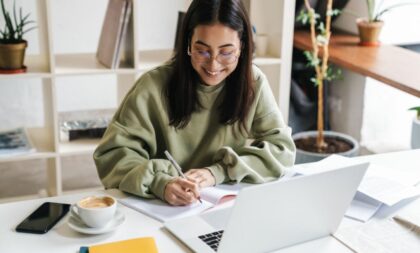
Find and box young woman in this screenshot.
[94,0,296,206]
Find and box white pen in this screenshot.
[164,150,202,203]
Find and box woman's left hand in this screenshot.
[185,168,216,188]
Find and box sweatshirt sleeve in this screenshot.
[93,72,178,200]
[206,68,296,184]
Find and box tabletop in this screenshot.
[294,30,420,98]
[1,149,419,253]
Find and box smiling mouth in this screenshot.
[204,68,223,77]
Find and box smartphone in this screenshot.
[16,202,70,234]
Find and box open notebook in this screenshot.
[119,184,245,222]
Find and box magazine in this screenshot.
[0,128,36,157]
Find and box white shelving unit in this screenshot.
[0,0,295,197]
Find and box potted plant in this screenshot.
[295,0,359,164]
[0,0,36,73]
[356,0,415,46]
[409,106,420,149]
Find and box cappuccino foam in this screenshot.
[79,197,114,208]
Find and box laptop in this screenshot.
[164,162,369,253]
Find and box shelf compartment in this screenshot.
[59,139,100,156]
[0,151,56,163]
[253,56,282,66]
[54,53,137,75]
[138,49,174,72]
[0,55,51,79]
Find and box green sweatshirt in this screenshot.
[93,63,296,200]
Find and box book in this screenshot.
[173,11,185,49]
[119,184,245,222]
[96,0,131,69]
[79,247,88,253]
[86,237,158,253]
[0,127,35,157]
[113,0,133,68]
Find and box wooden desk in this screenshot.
[294,30,420,98]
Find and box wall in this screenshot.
[334,0,420,44]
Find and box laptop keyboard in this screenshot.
[198,230,224,251]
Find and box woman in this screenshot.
[94,0,295,206]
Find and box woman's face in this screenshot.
[189,23,241,86]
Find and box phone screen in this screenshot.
[16,202,70,234]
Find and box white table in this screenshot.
[1,149,419,253]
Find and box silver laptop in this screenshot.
[165,162,369,253]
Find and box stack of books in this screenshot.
[96,0,132,69]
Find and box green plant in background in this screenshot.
[0,0,36,43]
[296,0,342,151]
[366,0,417,22]
[409,106,420,119]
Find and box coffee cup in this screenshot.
[71,195,116,228]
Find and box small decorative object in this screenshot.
[409,106,420,149]
[356,0,415,46]
[0,0,36,73]
[295,0,358,163]
[0,127,35,156]
[60,118,111,142]
[255,33,268,57]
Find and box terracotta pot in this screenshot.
[0,40,28,70]
[356,18,383,47]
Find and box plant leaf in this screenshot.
[408,106,420,118]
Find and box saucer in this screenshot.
[68,209,125,234]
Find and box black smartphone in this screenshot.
[16,202,71,234]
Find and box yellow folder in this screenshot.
[89,237,158,253]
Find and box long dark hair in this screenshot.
[165,0,255,133]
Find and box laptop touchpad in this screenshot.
[201,206,233,230]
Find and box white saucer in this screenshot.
[68,209,125,234]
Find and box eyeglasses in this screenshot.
[187,47,240,65]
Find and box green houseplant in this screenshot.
[0,0,36,73]
[357,0,416,46]
[409,106,420,149]
[294,0,359,163]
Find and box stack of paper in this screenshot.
[294,155,420,222]
[334,218,420,253]
[394,197,420,229]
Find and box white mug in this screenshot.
[71,195,116,228]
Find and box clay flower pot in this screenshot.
[0,40,28,73]
[356,18,383,47]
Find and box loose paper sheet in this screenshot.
[334,218,420,253]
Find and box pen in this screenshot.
[164,150,202,203]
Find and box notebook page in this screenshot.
[119,197,213,222]
[200,184,244,205]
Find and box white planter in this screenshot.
[411,117,420,149]
[292,131,359,164]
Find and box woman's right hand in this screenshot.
[164,178,200,206]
